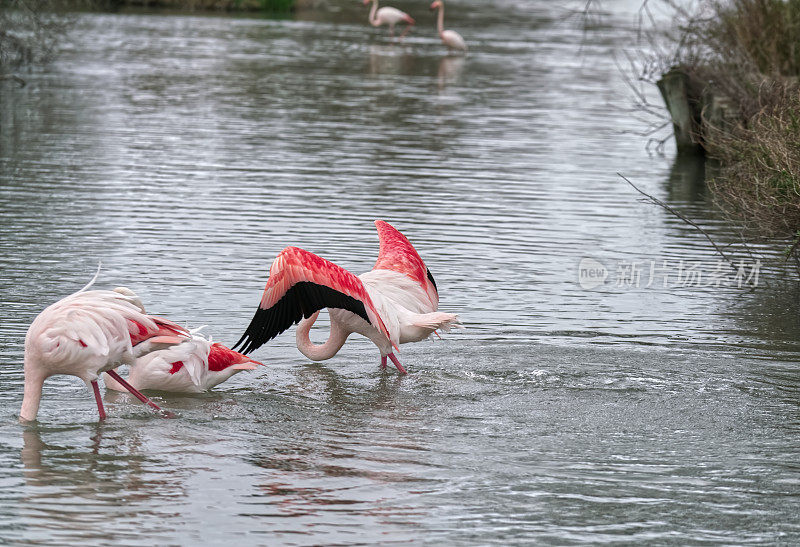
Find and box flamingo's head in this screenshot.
[430,0,443,10]
[362,0,373,5]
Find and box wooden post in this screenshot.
[657,68,702,154]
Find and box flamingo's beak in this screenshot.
[363,0,370,5]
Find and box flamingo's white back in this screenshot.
[364,0,415,37]
[103,334,261,393]
[21,284,186,421]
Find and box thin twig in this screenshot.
[618,173,739,272]
[0,74,27,87]
[784,232,800,262]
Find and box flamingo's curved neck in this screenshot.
[296,311,349,361]
[368,0,379,26]
[20,361,45,422]
[436,4,445,36]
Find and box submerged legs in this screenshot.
[105,370,174,418]
[91,380,106,421]
[388,353,407,375]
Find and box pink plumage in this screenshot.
[430,1,468,53]
[20,283,187,422]
[363,0,415,39]
[257,246,392,343]
[104,336,262,393]
[234,220,461,373]
[373,220,429,291]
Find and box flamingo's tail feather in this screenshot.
[412,312,462,332]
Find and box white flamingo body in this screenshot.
[301,269,450,358]
[431,1,467,53]
[20,282,187,421]
[440,29,467,52]
[364,0,415,38]
[235,220,461,374]
[360,269,445,343]
[103,334,261,393]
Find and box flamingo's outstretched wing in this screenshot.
[233,246,392,355]
[372,220,439,307]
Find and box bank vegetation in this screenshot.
[648,0,800,264]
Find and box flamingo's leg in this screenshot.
[389,24,395,38]
[380,355,388,369]
[388,353,408,375]
[91,380,106,421]
[106,370,174,418]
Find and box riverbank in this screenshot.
[656,0,800,256]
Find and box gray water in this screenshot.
[1,0,799,544]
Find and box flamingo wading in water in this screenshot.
[430,0,467,53]
[233,220,461,374]
[20,274,188,422]
[363,0,415,39]
[103,332,262,393]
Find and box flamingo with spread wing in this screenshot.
[233,220,460,374]
[20,280,188,422]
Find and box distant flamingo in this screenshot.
[234,220,461,374]
[103,332,262,393]
[20,277,188,422]
[364,0,415,39]
[430,1,467,53]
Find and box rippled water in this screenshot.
[1,0,798,543]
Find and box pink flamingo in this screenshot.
[20,279,188,422]
[234,220,461,374]
[363,0,415,39]
[430,1,467,53]
[103,332,262,393]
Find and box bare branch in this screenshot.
[618,173,739,272]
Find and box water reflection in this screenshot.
[18,424,189,542]
[20,426,172,495]
[367,44,416,76]
[2,2,800,543]
[664,152,708,203]
[240,363,431,528]
[437,55,465,90]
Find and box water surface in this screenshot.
[1,1,798,543]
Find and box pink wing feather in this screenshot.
[234,246,392,354]
[208,343,263,371]
[372,220,439,304]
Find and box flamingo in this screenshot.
[233,220,461,374]
[20,277,188,422]
[363,0,415,39]
[430,1,467,53]
[103,332,262,393]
